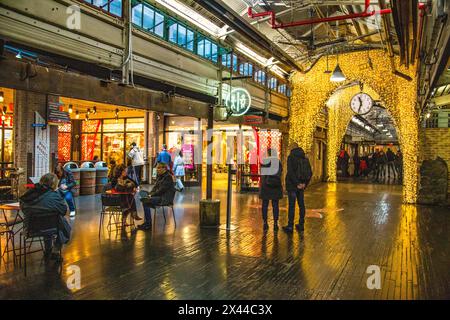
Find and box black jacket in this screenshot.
[59,168,76,192]
[386,150,395,162]
[285,147,312,192]
[20,184,70,244]
[144,171,176,206]
[259,157,283,200]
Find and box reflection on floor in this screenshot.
[0,182,449,300]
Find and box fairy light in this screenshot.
[290,50,419,203]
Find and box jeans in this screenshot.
[134,165,143,186]
[262,199,279,223]
[141,196,162,226]
[63,191,75,212]
[44,235,62,254]
[288,189,305,227]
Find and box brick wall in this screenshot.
[419,128,450,199]
[14,90,59,194]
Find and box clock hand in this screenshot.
[358,97,362,112]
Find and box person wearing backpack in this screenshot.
[128,142,145,186]
[283,143,312,233]
[259,148,283,231]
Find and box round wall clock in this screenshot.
[350,93,374,115]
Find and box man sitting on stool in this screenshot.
[137,162,176,231]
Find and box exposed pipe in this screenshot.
[248,1,427,30]
[248,0,392,29]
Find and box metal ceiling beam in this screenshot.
[193,0,301,71]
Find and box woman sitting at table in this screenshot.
[111,164,142,229]
[20,173,71,261]
[54,163,77,217]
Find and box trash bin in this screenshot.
[95,161,108,194]
[199,199,220,227]
[64,162,80,197]
[80,162,96,195]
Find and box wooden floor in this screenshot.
[0,180,449,300]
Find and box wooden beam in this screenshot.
[0,58,210,118]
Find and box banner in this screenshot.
[34,112,50,179]
[182,144,194,170]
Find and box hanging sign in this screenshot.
[225,87,251,116]
[48,102,70,125]
[244,115,263,125]
[182,144,194,170]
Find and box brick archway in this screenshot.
[290,50,418,203]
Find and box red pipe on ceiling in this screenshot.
[248,0,397,29]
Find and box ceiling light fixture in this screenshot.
[376,123,384,127]
[93,106,97,114]
[15,51,22,59]
[75,110,79,119]
[68,104,73,114]
[425,112,431,119]
[330,52,346,82]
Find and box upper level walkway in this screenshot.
[0,181,448,300]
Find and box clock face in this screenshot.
[350,93,373,115]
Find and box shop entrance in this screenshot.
[58,97,153,182]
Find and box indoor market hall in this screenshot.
[0,0,449,304]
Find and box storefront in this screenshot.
[57,97,155,182]
[0,87,14,174]
[163,115,283,191]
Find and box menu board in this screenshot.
[182,144,194,170]
[48,102,70,125]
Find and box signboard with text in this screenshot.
[225,87,252,116]
[48,102,71,125]
[182,144,194,170]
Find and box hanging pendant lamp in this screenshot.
[330,52,346,82]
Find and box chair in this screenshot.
[152,191,177,228]
[99,193,135,236]
[0,226,14,265]
[20,213,61,276]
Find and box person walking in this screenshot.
[128,142,145,186]
[386,148,396,180]
[259,148,282,231]
[283,143,312,233]
[173,150,185,192]
[353,152,360,177]
[156,144,172,168]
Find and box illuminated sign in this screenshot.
[225,88,251,116]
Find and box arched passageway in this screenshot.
[290,50,418,203]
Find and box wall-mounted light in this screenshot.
[15,51,22,59]
[0,92,4,103]
[85,114,89,121]
[68,104,73,114]
[87,108,91,115]
[93,106,97,114]
[75,110,80,119]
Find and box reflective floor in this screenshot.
[0,181,449,300]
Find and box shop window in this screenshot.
[278,84,287,95]
[84,0,122,17]
[104,119,125,132]
[81,120,102,161]
[126,118,144,131]
[255,70,266,85]
[58,123,72,162]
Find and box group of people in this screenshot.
[259,143,312,233]
[338,148,403,183]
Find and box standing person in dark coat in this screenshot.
[395,150,403,182]
[259,148,283,231]
[20,173,71,260]
[386,148,396,180]
[283,143,312,233]
[353,152,360,177]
